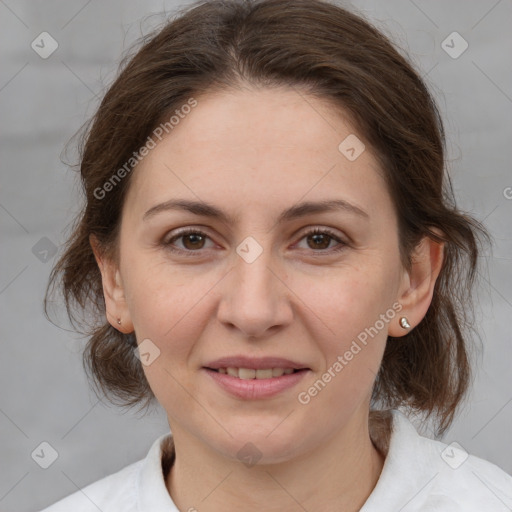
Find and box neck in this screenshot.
[165,409,389,512]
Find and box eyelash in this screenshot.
[163,227,347,257]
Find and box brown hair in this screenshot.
[45,0,489,435]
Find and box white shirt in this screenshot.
[40,409,512,511]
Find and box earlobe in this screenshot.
[89,234,134,333]
[389,232,444,337]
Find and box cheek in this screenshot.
[294,263,395,345]
[292,269,392,423]
[291,261,397,396]
[122,250,192,327]
[121,253,225,366]
[122,261,211,407]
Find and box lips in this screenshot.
[202,356,311,399]
[213,367,299,379]
[203,367,309,399]
[204,356,309,371]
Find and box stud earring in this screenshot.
[399,317,411,329]
[117,318,122,325]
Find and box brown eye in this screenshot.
[164,226,347,258]
[306,232,332,250]
[164,228,213,255]
[297,227,346,253]
[181,232,206,250]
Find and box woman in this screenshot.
[41,0,512,510]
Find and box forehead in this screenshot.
[162,86,355,164]
[126,86,391,222]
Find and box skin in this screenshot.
[91,85,443,511]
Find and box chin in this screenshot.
[212,423,309,466]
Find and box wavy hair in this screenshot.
[45,0,489,435]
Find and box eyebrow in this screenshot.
[142,198,369,224]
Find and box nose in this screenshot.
[216,240,294,339]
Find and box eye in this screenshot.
[294,227,346,254]
[163,226,347,257]
[163,228,214,254]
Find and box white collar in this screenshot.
[133,409,512,511]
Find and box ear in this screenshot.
[89,234,134,334]
[388,230,444,337]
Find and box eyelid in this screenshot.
[163,226,218,249]
[295,225,348,242]
[292,226,348,253]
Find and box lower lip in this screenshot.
[203,368,309,399]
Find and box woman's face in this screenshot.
[108,86,413,462]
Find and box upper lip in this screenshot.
[204,356,310,370]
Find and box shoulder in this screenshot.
[421,433,512,510]
[39,459,142,512]
[364,410,512,511]
[38,433,172,512]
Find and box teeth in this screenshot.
[227,367,238,377]
[256,369,273,379]
[218,367,298,379]
[238,368,256,379]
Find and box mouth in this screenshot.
[202,365,310,399]
[204,367,307,379]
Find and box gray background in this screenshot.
[0,1,511,510]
